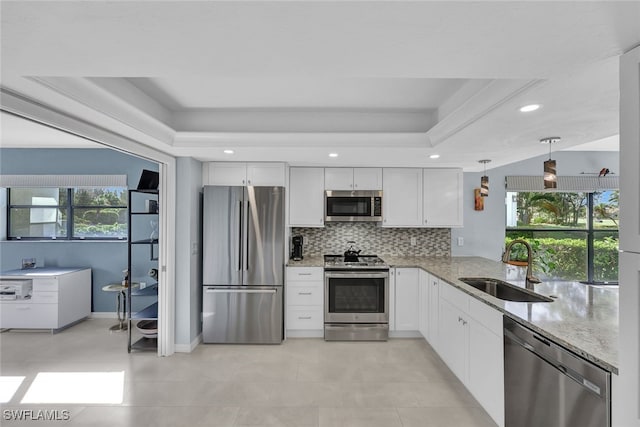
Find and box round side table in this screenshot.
[101,282,139,331]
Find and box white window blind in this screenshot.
[505,175,619,192]
[0,175,127,188]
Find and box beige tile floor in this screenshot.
[0,319,497,426]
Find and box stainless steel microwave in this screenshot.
[325,190,382,222]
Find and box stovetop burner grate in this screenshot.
[323,254,389,270]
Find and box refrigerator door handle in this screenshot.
[238,200,243,272]
[205,288,277,294]
[245,200,250,272]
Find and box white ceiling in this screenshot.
[1,1,638,170]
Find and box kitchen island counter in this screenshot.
[385,256,618,373]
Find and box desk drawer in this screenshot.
[29,292,59,304]
[32,278,58,292]
[0,303,57,329]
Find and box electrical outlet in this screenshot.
[457,237,464,246]
[191,243,198,255]
[410,237,417,246]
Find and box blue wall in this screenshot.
[0,148,159,312]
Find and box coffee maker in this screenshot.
[291,235,304,261]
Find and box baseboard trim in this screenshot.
[286,330,324,338]
[90,312,118,319]
[389,330,422,338]
[175,333,202,353]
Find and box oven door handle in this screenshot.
[324,271,389,279]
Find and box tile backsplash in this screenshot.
[291,223,451,257]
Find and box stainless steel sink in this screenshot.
[457,277,553,303]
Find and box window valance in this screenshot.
[505,175,618,192]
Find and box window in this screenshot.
[7,187,127,240]
[505,190,618,284]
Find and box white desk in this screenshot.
[0,267,91,332]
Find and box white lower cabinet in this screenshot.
[468,301,504,427]
[285,267,324,337]
[427,273,440,351]
[418,269,429,338]
[435,280,505,427]
[393,268,420,331]
[438,297,469,381]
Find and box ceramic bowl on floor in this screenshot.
[136,319,158,338]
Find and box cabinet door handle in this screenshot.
[248,180,251,185]
[298,316,312,320]
[298,273,312,276]
[298,292,312,295]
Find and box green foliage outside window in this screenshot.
[8,187,128,240]
[507,190,619,283]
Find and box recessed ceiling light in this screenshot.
[519,104,541,113]
[223,149,234,154]
[329,153,338,158]
[429,154,440,159]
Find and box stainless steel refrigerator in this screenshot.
[202,185,285,344]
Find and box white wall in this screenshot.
[452,150,620,259]
[174,157,203,351]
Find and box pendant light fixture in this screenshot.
[478,159,491,197]
[541,137,560,189]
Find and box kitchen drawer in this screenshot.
[32,278,58,292]
[287,284,323,306]
[286,307,323,330]
[0,302,58,329]
[441,281,470,312]
[469,298,503,336]
[286,267,323,282]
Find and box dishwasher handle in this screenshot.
[504,327,603,397]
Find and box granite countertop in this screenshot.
[286,255,619,373]
[286,256,325,267]
[384,256,618,374]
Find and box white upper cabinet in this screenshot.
[620,45,640,252]
[353,168,383,190]
[205,163,247,186]
[246,163,286,186]
[204,162,285,187]
[324,168,353,190]
[423,168,463,227]
[289,167,325,227]
[324,168,382,190]
[382,168,423,227]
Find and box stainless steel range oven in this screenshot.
[324,255,389,341]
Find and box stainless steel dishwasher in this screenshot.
[503,317,610,427]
